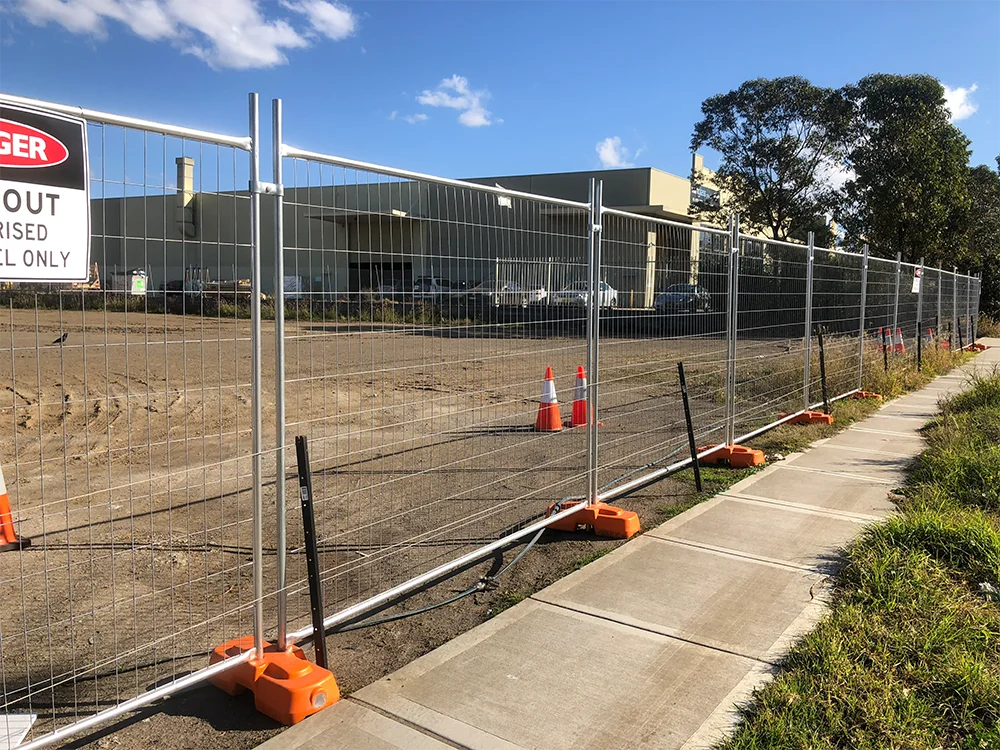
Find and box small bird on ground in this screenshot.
[51,333,69,345]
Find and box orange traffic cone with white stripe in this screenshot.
[0,464,30,552]
[568,366,602,428]
[893,328,906,354]
[535,367,563,432]
[876,327,884,351]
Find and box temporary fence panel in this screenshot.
[896,261,922,350]
[594,209,731,496]
[274,147,593,644]
[0,94,262,748]
[811,247,865,399]
[732,234,810,437]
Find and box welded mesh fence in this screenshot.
[0,90,987,750]
[732,236,809,437]
[0,97,259,747]
[593,210,730,495]
[276,155,592,641]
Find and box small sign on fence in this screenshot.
[911,267,922,294]
[0,102,90,282]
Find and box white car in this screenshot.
[550,281,618,308]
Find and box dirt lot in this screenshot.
[0,306,858,749]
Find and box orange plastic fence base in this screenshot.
[209,637,340,726]
[698,444,766,468]
[851,391,884,401]
[780,410,835,426]
[972,343,989,352]
[545,500,640,539]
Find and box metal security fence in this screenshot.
[0,91,985,749]
[0,94,265,749]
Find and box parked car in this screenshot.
[412,276,454,302]
[653,284,712,313]
[550,281,618,308]
[460,280,546,308]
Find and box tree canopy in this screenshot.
[690,76,851,246]
[837,74,972,266]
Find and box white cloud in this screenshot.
[9,0,358,69]
[596,136,633,168]
[280,0,356,40]
[403,113,428,124]
[943,83,978,122]
[388,110,398,121]
[417,75,494,127]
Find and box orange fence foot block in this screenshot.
[209,637,340,726]
[544,500,640,539]
[697,444,766,468]
[779,411,835,426]
[851,391,884,401]
[972,343,989,352]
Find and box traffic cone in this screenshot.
[876,327,884,351]
[534,366,563,432]
[570,366,588,427]
[0,463,30,552]
[893,328,905,354]
[925,328,934,344]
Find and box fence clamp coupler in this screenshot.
[250,180,283,196]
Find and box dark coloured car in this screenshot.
[653,284,712,313]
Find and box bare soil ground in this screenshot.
[0,307,858,749]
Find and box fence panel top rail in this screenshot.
[600,205,730,235]
[0,92,252,151]
[280,144,592,210]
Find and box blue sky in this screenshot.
[1,0,997,183]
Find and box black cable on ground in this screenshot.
[328,507,557,635]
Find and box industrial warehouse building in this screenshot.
[86,155,724,307]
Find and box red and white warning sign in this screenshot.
[911,267,923,294]
[0,102,90,282]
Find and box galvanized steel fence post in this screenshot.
[953,266,959,349]
[248,92,265,660]
[966,273,972,344]
[586,178,603,505]
[891,251,901,347]
[802,231,815,409]
[916,257,924,370]
[858,244,869,388]
[272,97,288,650]
[725,215,740,446]
[936,264,942,344]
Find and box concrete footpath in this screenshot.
[260,340,1000,750]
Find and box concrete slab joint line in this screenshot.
[258,349,995,750]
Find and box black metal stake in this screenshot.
[917,322,923,372]
[949,321,953,351]
[882,327,889,373]
[935,315,939,351]
[677,362,702,493]
[295,435,328,670]
[817,327,830,414]
[958,319,964,351]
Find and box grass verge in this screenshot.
[720,369,1000,750]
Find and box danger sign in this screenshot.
[0,102,90,282]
